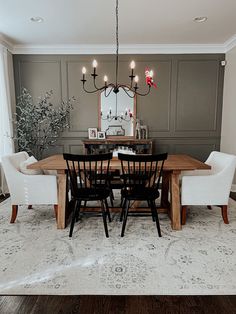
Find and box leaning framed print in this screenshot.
[88,128,98,139]
[97,131,106,139]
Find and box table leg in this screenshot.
[170,170,181,230]
[161,171,170,208]
[57,170,67,229]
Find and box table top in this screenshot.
[28,154,211,172]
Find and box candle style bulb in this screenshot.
[134,75,139,83]
[149,70,154,78]
[104,75,108,82]
[92,59,98,68]
[130,60,135,69]
[82,67,86,74]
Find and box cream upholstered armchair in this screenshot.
[181,151,236,225]
[2,152,58,223]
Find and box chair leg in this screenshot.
[75,200,81,222]
[120,198,127,222]
[148,200,156,222]
[10,205,18,223]
[109,194,114,208]
[28,205,32,209]
[120,196,124,209]
[54,204,58,221]
[221,205,229,224]
[181,206,187,225]
[101,200,109,238]
[121,200,129,237]
[105,199,112,222]
[207,205,212,210]
[69,200,80,237]
[151,200,162,237]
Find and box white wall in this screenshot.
[221,45,236,186]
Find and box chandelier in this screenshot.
[81,0,156,98]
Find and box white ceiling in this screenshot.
[1,0,236,53]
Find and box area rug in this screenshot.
[0,196,236,295]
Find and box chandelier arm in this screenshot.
[104,85,116,97]
[92,77,101,91]
[120,86,136,98]
[82,83,105,94]
[133,85,151,96]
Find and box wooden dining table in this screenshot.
[28,154,211,231]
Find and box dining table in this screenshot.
[28,154,211,231]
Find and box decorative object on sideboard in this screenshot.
[135,119,148,139]
[105,125,125,136]
[97,131,106,140]
[88,128,98,139]
[80,0,157,98]
[13,88,74,159]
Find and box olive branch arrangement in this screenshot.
[13,88,75,159]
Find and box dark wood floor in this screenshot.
[0,295,236,314]
[1,194,236,313]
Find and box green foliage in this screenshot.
[14,88,75,159]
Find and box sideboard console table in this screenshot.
[82,139,153,155]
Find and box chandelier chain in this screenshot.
[116,0,119,87]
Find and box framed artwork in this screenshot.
[97,131,106,139]
[88,128,98,139]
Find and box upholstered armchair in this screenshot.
[181,151,236,225]
[2,152,58,223]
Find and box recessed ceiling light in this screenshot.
[194,16,207,23]
[30,16,44,23]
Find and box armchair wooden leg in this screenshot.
[54,204,58,221]
[181,206,187,225]
[11,205,18,223]
[221,205,229,224]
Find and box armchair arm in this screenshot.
[181,173,231,205]
[10,174,58,205]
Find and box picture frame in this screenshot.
[97,131,106,139]
[88,128,98,139]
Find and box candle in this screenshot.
[92,60,97,75]
[130,60,135,78]
[134,75,139,88]
[82,67,86,80]
[104,75,108,87]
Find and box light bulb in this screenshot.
[130,60,135,69]
[149,70,154,78]
[134,75,139,83]
[82,67,86,74]
[92,60,98,68]
[104,75,108,82]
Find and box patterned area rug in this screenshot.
[0,196,236,295]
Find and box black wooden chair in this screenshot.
[63,153,113,237]
[118,153,168,237]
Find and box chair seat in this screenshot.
[121,187,160,201]
[75,187,111,201]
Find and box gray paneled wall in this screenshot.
[13,54,225,161]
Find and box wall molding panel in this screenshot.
[13,54,224,161]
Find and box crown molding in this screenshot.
[223,35,236,53]
[10,34,236,55]
[0,34,14,52]
[12,43,226,55]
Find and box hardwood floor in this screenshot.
[0,295,236,314]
